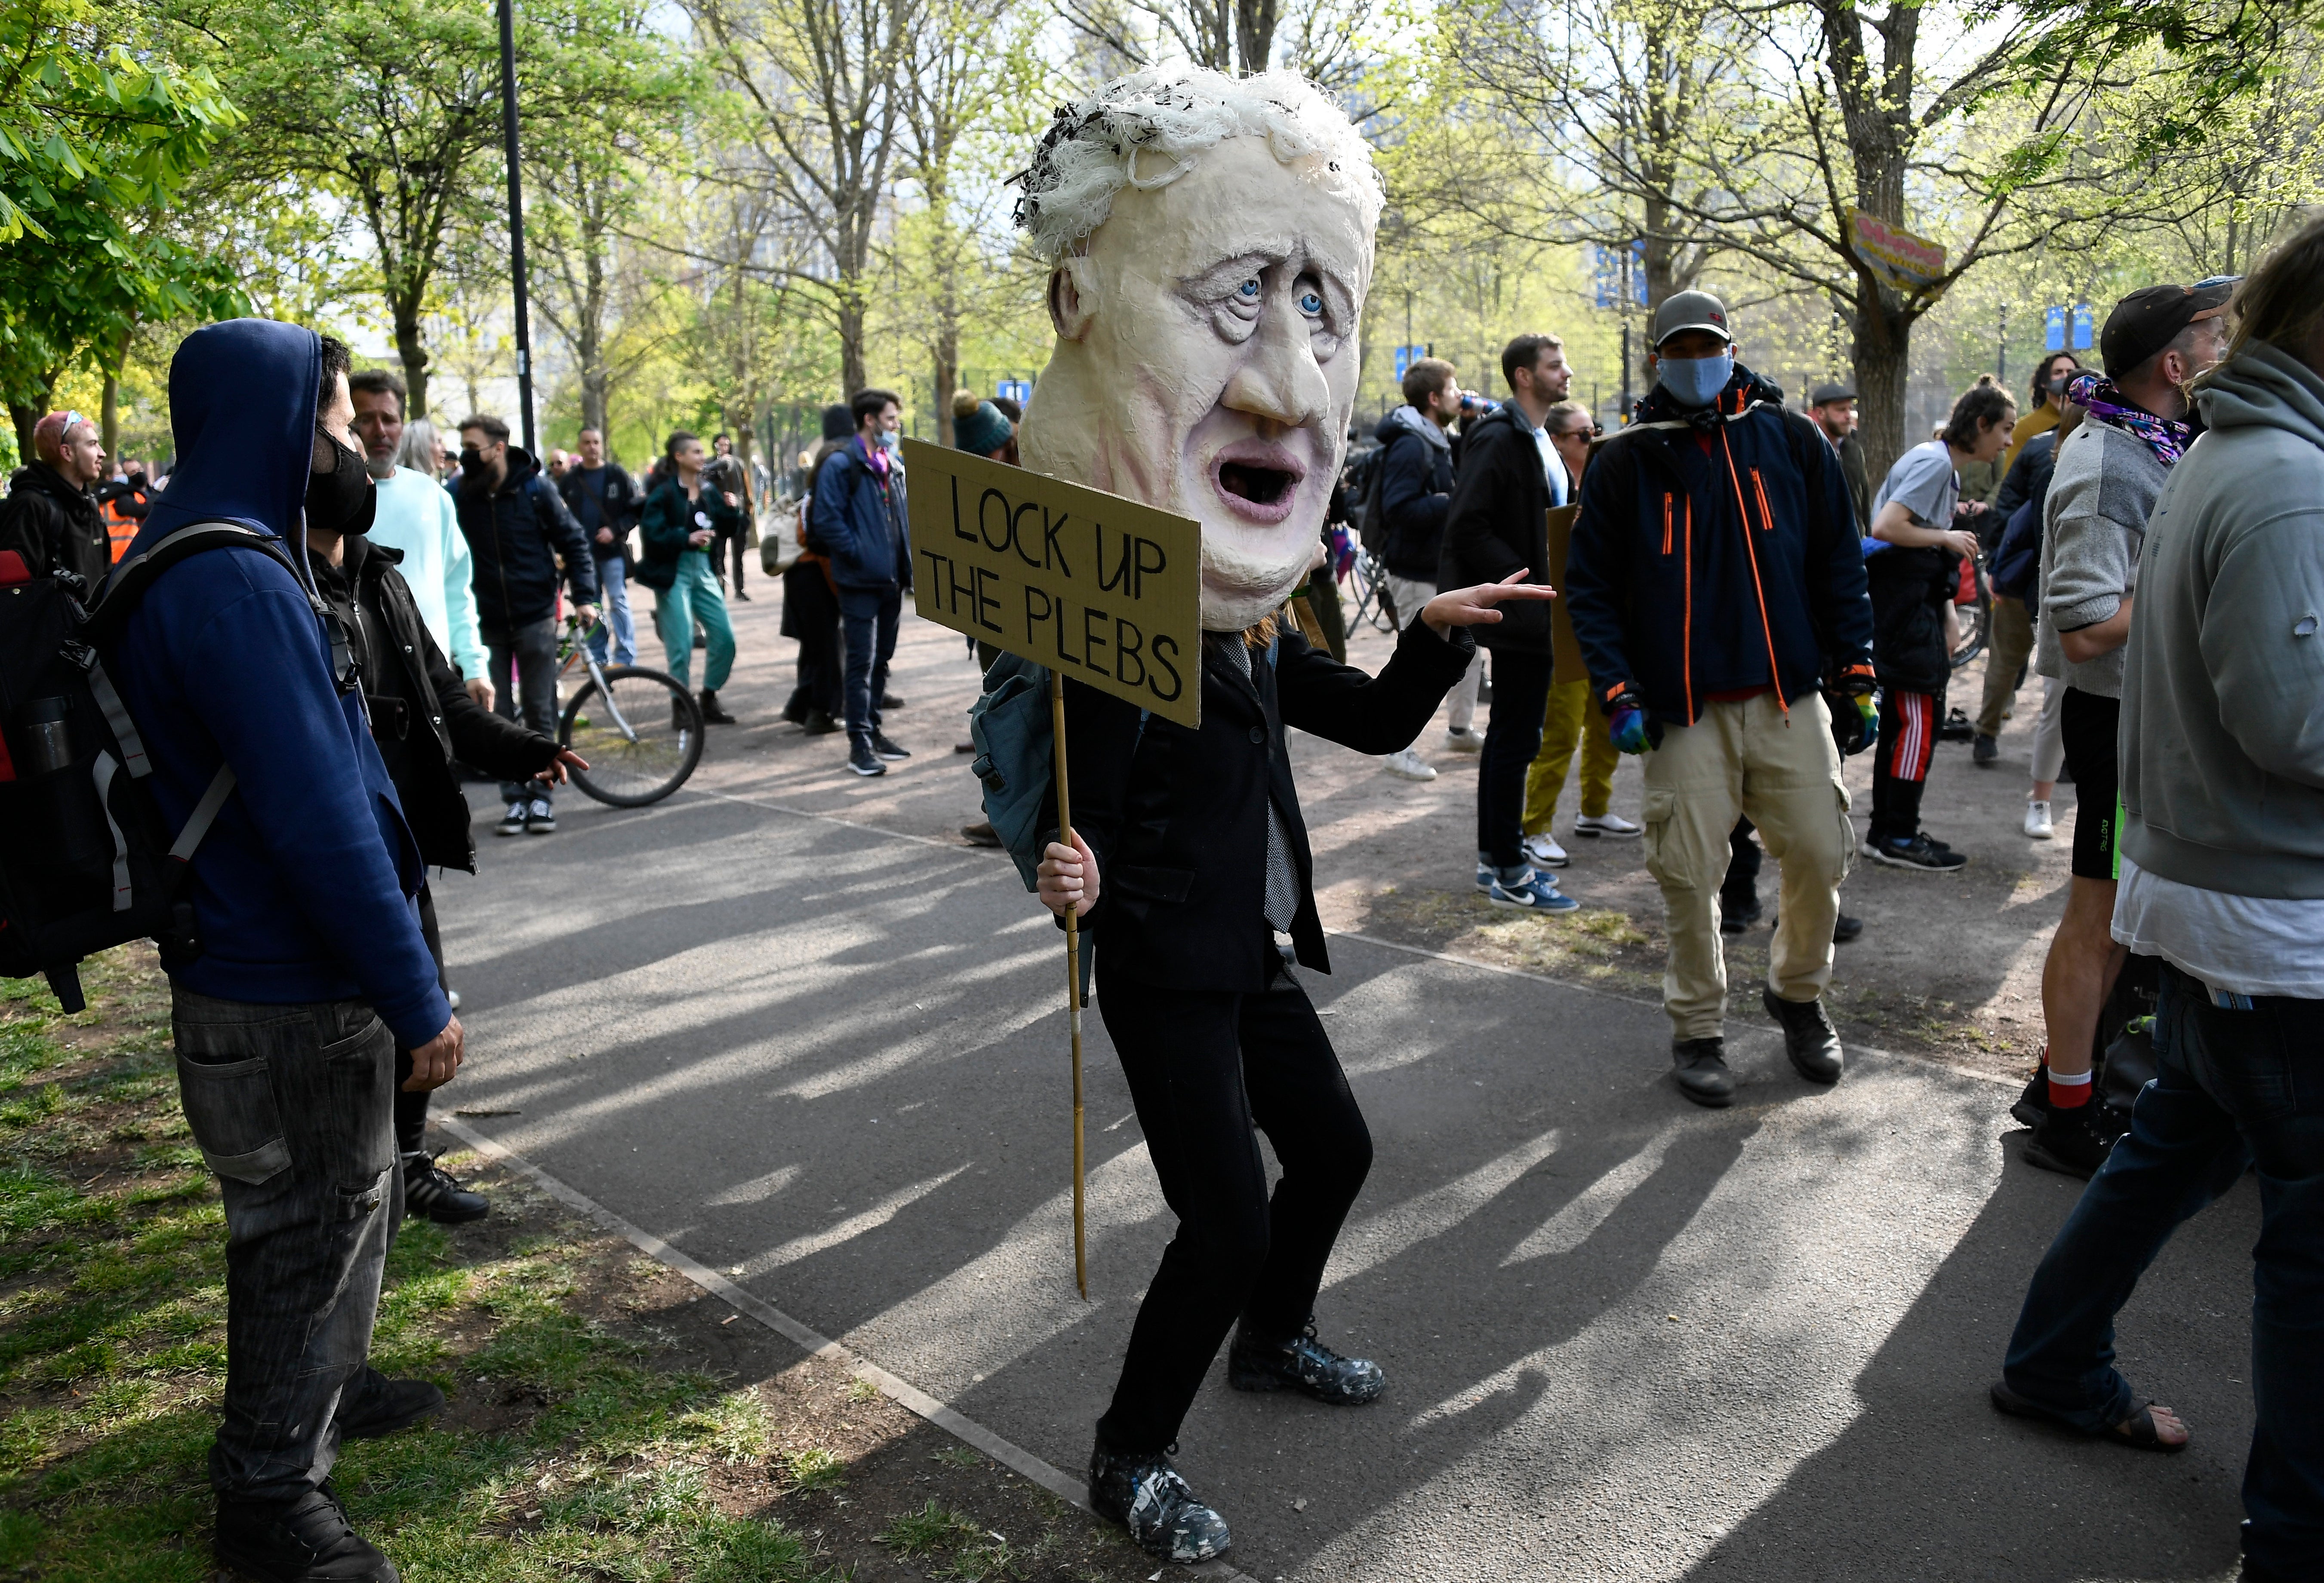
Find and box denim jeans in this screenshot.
[588,554,637,668]
[482,616,561,806]
[2003,960,2323,1579]
[838,584,901,745]
[172,988,400,1503]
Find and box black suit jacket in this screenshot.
[1055,616,1474,992]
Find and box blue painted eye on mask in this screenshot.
[1658,353,1734,409]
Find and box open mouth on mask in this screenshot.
[1210,443,1307,524]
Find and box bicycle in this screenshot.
[1950,550,1992,672]
[1345,549,1401,634]
[553,616,705,806]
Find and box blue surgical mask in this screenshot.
[878,431,901,456]
[1657,353,1733,409]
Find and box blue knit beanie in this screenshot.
[951,390,1014,456]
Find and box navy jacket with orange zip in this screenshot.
[1564,363,1873,728]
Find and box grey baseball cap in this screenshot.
[1652,289,1733,348]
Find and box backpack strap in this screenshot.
[85,520,308,648]
[170,762,238,862]
[84,661,150,778]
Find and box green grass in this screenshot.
[0,950,846,1583]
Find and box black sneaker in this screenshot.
[494,802,528,838]
[523,798,555,835]
[1865,833,1967,871]
[871,732,911,762]
[1833,914,1864,944]
[1939,707,1976,743]
[1720,897,1763,934]
[402,1151,488,1224]
[2012,1055,2052,1129]
[1087,1440,1231,1564]
[338,1365,445,1441]
[846,738,887,777]
[1227,1321,1385,1404]
[879,692,907,709]
[698,689,737,725]
[215,1484,398,1583]
[1671,1037,1734,1107]
[802,710,839,736]
[1973,733,2000,765]
[1763,988,1842,1083]
[2022,1099,2131,1180]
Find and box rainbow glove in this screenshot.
[1610,706,1653,755]
[1853,693,1879,751]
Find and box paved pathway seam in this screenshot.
[438,1115,1262,1583]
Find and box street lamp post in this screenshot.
[497,0,537,456]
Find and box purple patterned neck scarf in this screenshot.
[2065,370,2192,468]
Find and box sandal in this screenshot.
[1989,1380,2189,1454]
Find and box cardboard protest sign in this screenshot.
[902,438,1203,729]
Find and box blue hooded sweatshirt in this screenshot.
[107,320,451,1049]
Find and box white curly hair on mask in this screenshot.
[1010,65,1382,265]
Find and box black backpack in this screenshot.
[0,521,315,1011]
[1343,441,1391,555]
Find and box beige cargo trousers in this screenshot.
[1640,690,1857,1041]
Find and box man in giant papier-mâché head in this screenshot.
[1013,67,1382,632]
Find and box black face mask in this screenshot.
[459,446,484,473]
[308,425,377,537]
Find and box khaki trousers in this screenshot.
[1641,692,1856,1040]
[1523,679,1619,832]
[1976,595,2037,739]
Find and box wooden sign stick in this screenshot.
[1051,668,1090,1301]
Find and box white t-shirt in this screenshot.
[1531,422,1568,508]
[2113,854,2324,1000]
[1863,440,1958,555]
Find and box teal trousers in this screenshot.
[653,550,735,692]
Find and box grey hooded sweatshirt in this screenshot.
[2120,341,2324,899]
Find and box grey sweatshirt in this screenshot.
[2121,341,2324,899]
[2035,416,2171,697]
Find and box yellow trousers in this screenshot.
[1641,692,1856,1039]
[1523,679,1620,834]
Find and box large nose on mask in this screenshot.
[1221,299,1331,433]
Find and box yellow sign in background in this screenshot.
[902,438,1204,729]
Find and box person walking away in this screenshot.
[1859,383,2016,868]
[2022,279,2232,1177]
[452,414,598,836]
[1994,224,2324,1577]
[301,467,587,1227]
[709,433,754,600]
[1371,356,1462,780]
[1441,333,1580,911]
[1973,352,2081,765]
[349,372,491,710]
[1806,383,1872,533]
[635,430,741,725]
[781,403,853,735]
[810,388,914,778]
[1564,289,1876,1108]
[108,322,461,1583]
[0,409,111,587]
[558,427,642,667]
[1520,400,1638,868]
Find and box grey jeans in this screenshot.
[483,616,561,805]
[172,987,400,1502]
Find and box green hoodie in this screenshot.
[2121,341,2324,898]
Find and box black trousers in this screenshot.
[1475,647,1555,869]
[1094,963,1373,1453]
[1722,817,1762,911]
[391,887,446,1157]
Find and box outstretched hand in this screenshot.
[1421,572,1558,636]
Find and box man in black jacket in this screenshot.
[305,515,585,1224]
[1565,290,1876,1107]
[1440,332,1579,912]
[0,409,111,587]
[558,427,642,668]
[1373,356,1464,781]
[454,414,597,836]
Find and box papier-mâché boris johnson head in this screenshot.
[1010,66,1384,633]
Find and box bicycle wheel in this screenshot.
[1357,553,1399,633]
[1950,558,1992,671]
[560,665,705,807]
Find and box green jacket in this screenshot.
[635,471,741,591]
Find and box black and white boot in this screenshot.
[1227,1321,1385,1404]
[1087,1440,1231,1564]
[401,1150,488,1224]
[215,1483,398,1583]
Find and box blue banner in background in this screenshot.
[2071,303,2095,350]
[2044,305,2066,353]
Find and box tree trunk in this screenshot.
[394,295,432,424]
[101,375,120,462]
[10,402,42,464]
[1235,0,1277,72]
[932,332,959,448]
[839,298,868,404]
[1851,295,1912,484]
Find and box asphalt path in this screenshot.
[435,781,2260,1583]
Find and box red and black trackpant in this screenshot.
[1869,687,1942,847]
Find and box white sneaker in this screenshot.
[1445,727,1486,754]
[1521,833,1569,868]
[2024,799,2055,839]
[1382,748,1438,782]
[1573,812,1643,839]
